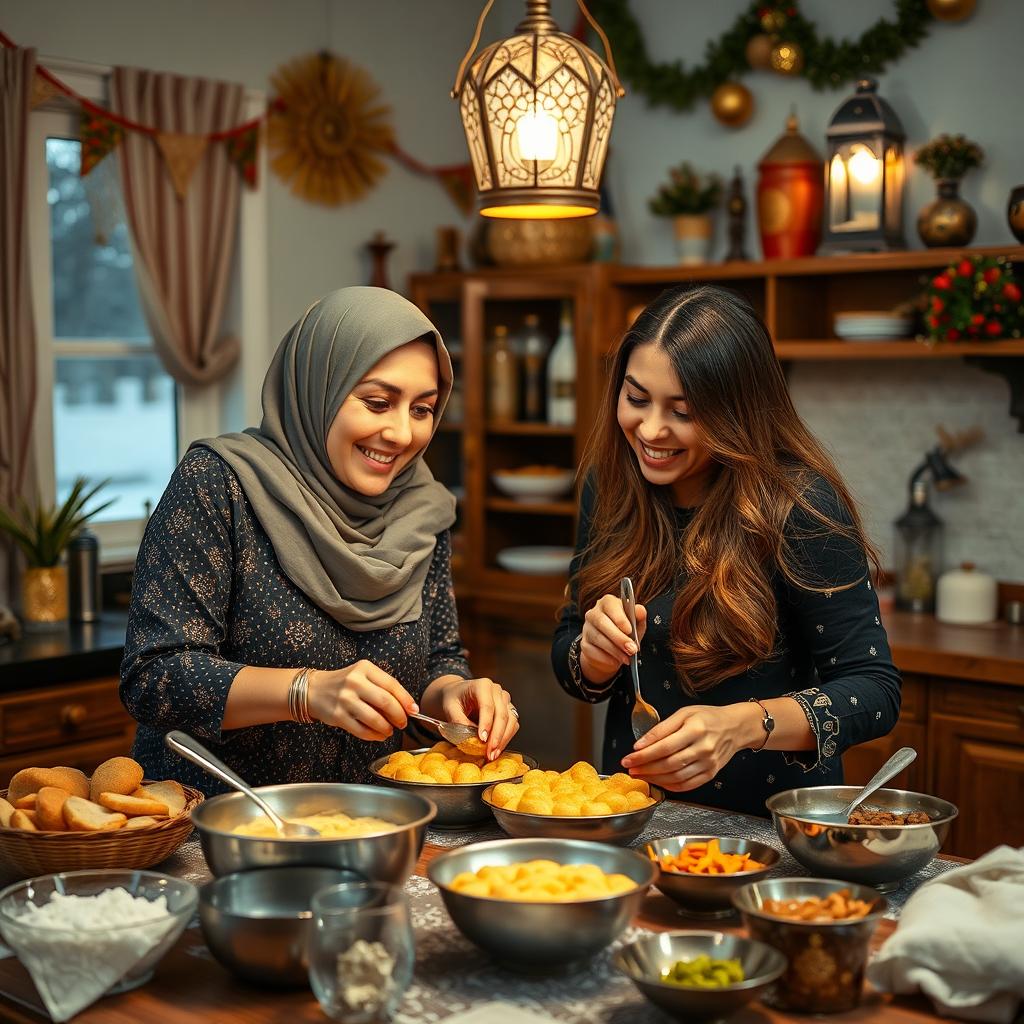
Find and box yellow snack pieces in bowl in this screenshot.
[449,859,638,901]
[486,761,655,816]
[378,743,527,785]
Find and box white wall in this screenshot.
[6,0,1024,579]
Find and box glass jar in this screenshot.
[893,480,943,612]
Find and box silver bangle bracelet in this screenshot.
[288,667,315,724]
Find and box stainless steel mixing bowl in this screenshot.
[765,786,957,891]
[732,877,887,1013]
[427,837,656,968]
[644,835,780,918]
[369,749,537,828]
[482,777,664,845]
[190,782,435,882]
[198,866,353,987]
[614,930,787,1021]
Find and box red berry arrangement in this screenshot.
[924,255,1023,343]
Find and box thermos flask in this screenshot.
[68,528,100,623]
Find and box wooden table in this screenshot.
[0,840,957,1024]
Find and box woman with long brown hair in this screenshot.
[551,284,900,815]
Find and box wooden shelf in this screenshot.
[775,339,1024,360]
[485,422,575,436]
[486,498,576,516]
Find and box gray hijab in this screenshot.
[197,287,456,631]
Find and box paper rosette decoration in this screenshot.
[268,52,394,206]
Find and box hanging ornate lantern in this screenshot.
[821,77,906,252]
[451,0,624,220]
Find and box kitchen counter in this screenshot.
[0,800,968,1023]
[0,613,129,692]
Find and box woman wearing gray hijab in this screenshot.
[121,287,518,796]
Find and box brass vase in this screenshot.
[1008,184,1024,243]
[486,218,593,266]
[21,565,68,629]
[917,178,977,248]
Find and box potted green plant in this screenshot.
[648,162,723,265]
[0,478,112,628]
[913,134,984,247]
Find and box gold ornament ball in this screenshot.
[745,33,775,70]
[710,81,754,128]
[770,41,804,76]
[926,0,976,21]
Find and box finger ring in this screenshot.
[509,705,519,718]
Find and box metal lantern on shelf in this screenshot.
[820,77,906,253]
[451,0,624,220]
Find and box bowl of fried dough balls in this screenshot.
[370,741,537,828]
[483,761,663,845]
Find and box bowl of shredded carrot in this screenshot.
[644,835,780,918]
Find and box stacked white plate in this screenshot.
[496,546,574,575]
[833,310,914,341]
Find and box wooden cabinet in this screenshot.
[0,677,135,787]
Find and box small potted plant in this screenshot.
[648,162,723,265]
[0,478,111,629]
[914,134,984,247]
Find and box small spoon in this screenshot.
[620,577,661,741]
[812,746,918,825]
[165,730,319,837]
[408,712,480,748]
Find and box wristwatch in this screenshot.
[748,697,774,752]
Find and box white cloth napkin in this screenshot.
[867,845,1024,1023]
[441,1004,561,1024]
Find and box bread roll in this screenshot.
[89,757,144,803]
[8,766,89,802]
[35,787,69,832]
[63,796,127,832]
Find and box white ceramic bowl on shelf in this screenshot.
[496,546,574,575]
[833,311,913,341]
[491,468,574,503]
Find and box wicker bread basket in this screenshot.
[0,783,204,879]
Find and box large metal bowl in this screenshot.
[482,777,664,846]
[427,837,656,968]
[766,786,958,891]
[614,930,787,1021]
[644,835,780,919]
[369,749,537,828]
[199,866,353,987]
[191,783,435,882]
[732,877,887,1013]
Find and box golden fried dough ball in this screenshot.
[453,762,482,784]
[456,736,487,757]
[599,791,630,814]
[395,766,424,782]
[430,741,457,755]
[551,799,583,817]
[488,782,521,807]
[377,762,399,778]
[568,760,600,783]
[603,772,633,793]
[387,750,415,767]
[423,762,454,784]
[580,800,613,816]
[521,769,548,788]
[419,752,447,769]
[517,792,553,815]
[625,790,654,810]
[448,860,638,901]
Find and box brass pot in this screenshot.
[486,218,593,267]
[21,565,68,628]
[917,179,977,248]
[1008,184,1024,244]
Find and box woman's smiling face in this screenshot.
[326,340,440,495]
[616,341,715,507]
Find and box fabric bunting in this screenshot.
[79,109,124,177]
[155,132,210,198]
[224,121,260,188]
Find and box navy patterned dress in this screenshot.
[552,476,902,818]
[120,448,470,796]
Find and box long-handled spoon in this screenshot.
[407,712,481,748]
[165,730,319,837]
[812,746,918,824]
[621,577,661,741]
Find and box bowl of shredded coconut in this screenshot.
[0,869,198,1022]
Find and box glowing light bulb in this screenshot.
[848,146,880,185]
[515,108,558,161]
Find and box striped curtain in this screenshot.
[0,46,39,606]
[112,67,243,387]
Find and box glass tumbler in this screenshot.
[308,882,414,1023]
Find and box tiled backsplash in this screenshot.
[791,360,1024,583]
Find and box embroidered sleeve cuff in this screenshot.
[782,687,840,774]
[567,633,618,704]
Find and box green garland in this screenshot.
[587,0,934,113]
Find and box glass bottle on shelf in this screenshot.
[547,302,576,426]
[893,479,943,612]
[519,313,549,422]
[487,324,518,423]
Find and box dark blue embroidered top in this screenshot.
[552,476,901,817]
[120,448,470,796]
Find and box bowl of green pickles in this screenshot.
[614,930,787,1021]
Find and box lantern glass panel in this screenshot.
[884,145,904,234]
[828,141,882,233]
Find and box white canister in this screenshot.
[935,563,998,625]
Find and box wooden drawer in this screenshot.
[0,678,134,755]
[0,732,136,788]
[932,679,1024,728]
[898,673,928,722]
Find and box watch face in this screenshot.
[765,716,776,734]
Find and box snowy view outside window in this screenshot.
[47,138,177,523]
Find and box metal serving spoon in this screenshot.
[812,746,919,825]
[165,730,319,837]
[407,712,480,748]
[620,577,661,741]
